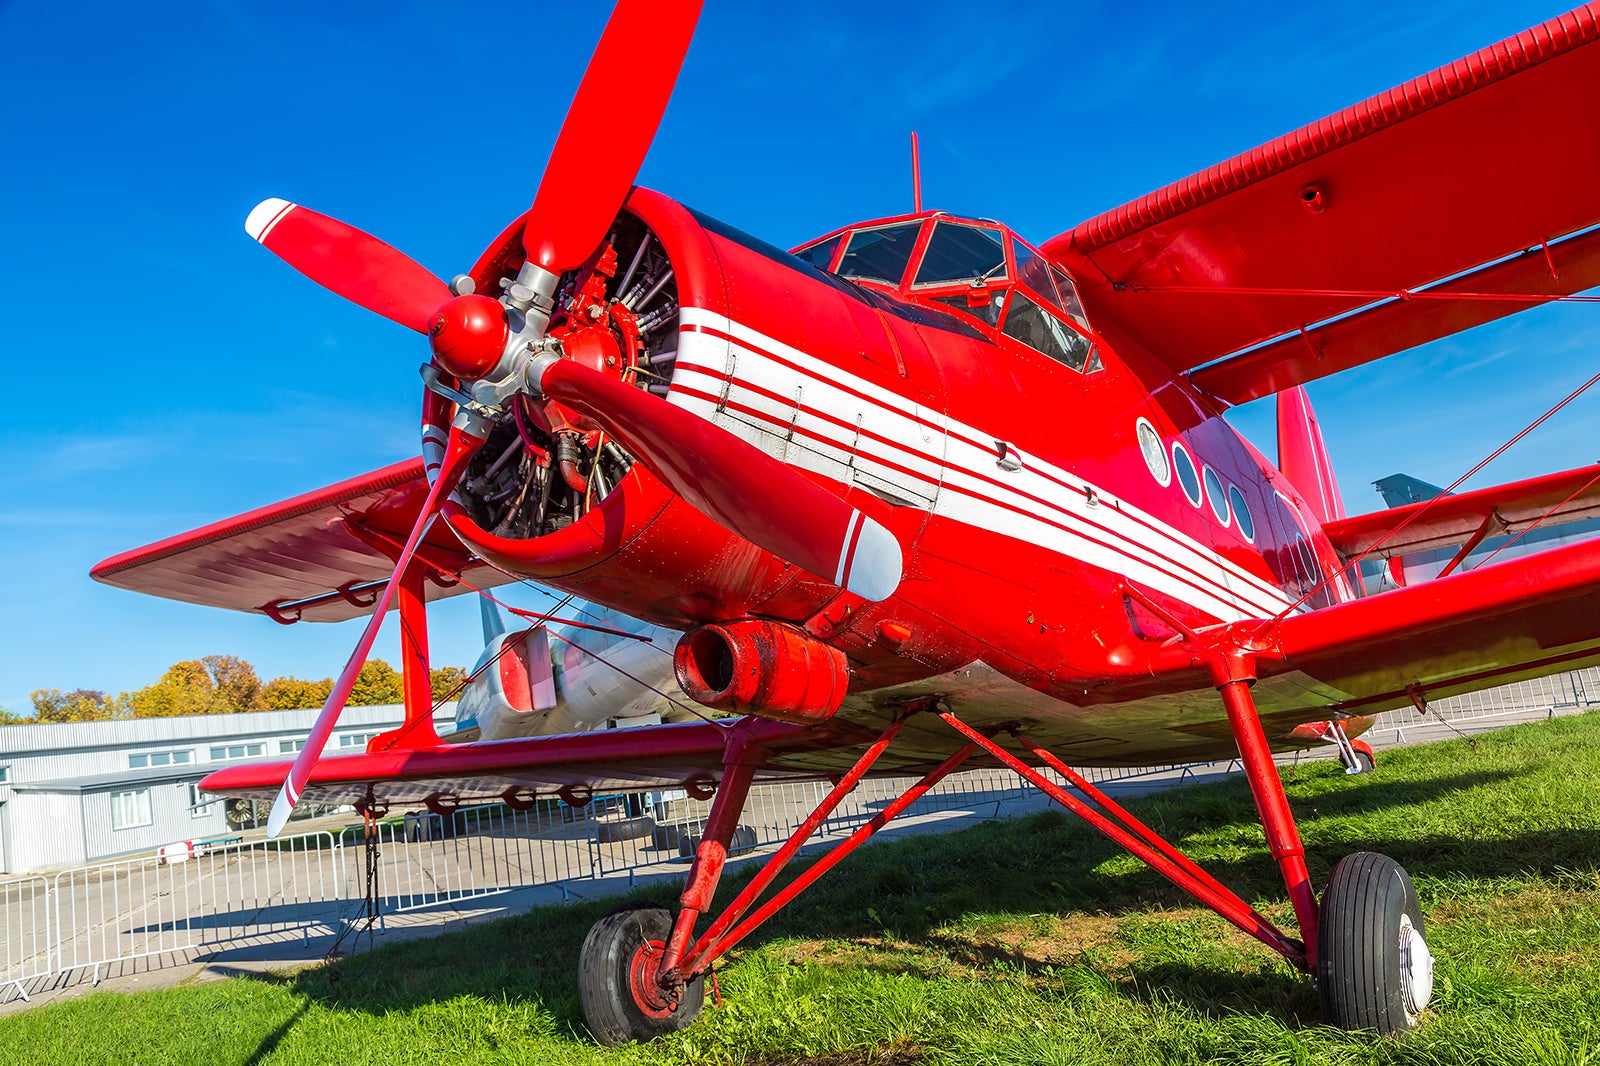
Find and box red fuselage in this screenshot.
[436,189,1355,742]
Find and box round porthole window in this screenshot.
[1203,466,1230,526]
[1173,443,1202,507]
[1137,419,1170,486]
[1228,485,1254,541]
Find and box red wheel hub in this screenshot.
[627,938,680,1019]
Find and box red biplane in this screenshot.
[91,0,1600,1043]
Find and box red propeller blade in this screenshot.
[265,425,483,837]
[245,199,451,335]
[540,359,903,602]
[523,0,703,273]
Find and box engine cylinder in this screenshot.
[674,620,850,724]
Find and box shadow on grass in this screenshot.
[277,737,1599,1033]
[1114,959,1322,1027]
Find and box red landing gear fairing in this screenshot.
[93,0,1600,1044]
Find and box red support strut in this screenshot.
[937,712,1308,969]
[658,750,760,979]
[1213,662,1320,969]
[1014,734,1238,905]
[676,715,909,976]
[676,740,979,977]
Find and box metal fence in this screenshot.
[4,668,1597,1005]
[1369,666,1600,741]
[1,876,52,1004]
[50,832,347,986]
[340,802,595,917]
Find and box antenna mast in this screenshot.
[910,131,923,213]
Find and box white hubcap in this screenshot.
[1398,912,1434,1018]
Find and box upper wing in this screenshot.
[1042,7,1600,406]
[1321,463,1600,560]
[91,459,511,623]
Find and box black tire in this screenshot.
[595,815,656,844]
[1318,852,1434,1036]
[1353,750,1376,775]
[578,903,704,1046]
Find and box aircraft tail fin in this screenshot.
[1277,385,1345,525]
[480,596,508,645]
[1373,473,1448,509]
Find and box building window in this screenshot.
[111,789,153,830]
[279,739,306,754]
[209,743,265,761]
[188,784,212,818]
[338,732,381,750]
[129,749,193,770]
[0,765,9,784]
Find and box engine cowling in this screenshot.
[673,619,850,724]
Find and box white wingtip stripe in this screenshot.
[266,783,295,839]
[245,198,295,243]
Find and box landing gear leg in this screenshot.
[1214,651,1432,1035]
[1213,656,1320,965]
[578,739,760,1045]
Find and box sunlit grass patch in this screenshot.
[6,712,1600,1064]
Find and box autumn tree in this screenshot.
[348,659,404,706]
[29,688,121,722]
[261,675,334,710]
[430,666,467,701]
[113,656,272,718]
[125,660,224,718]
[203,655,268,713]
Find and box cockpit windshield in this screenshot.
[913,222,1007,286]
[792,215,1099,371]
[835,222,922,284]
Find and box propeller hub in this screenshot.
[428,294,510,381]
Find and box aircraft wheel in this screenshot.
[579,903,703,1046]
[1317,852,1433,1036]
[1349,750,1376,775]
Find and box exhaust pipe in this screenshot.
[673,620,850,724]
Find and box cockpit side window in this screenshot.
[1048,265,1095,337]
[836,222,924,285]
[796,234,842,272]
[1013,241,1063,310]
[913,222,1007,286]
[1001,289,1093,371]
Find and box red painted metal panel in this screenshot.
[1190,227,1600,405]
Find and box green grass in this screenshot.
[9,713,1600,1065]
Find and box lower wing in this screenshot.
[90,458,511,623]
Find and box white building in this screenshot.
[0,704,454,875]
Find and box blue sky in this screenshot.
[0,0,1591,713]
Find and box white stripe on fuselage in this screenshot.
[672,307,1297,623]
